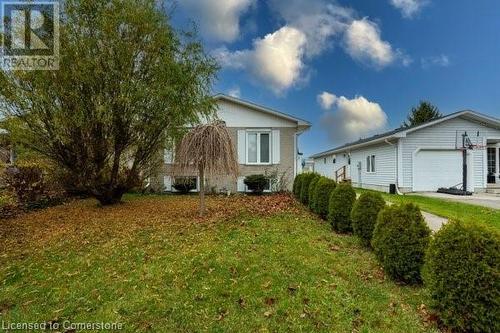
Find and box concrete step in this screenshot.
[486,188,500,195]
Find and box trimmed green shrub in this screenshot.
[293,174,304,199]
[351,192,385,247]
[313,177,336,219]
[423,221,500,333]
[307,174,321,211]
[244,174,269,195]
[299,173,317,205]
[328,183,356,233]
[372,203,430,284]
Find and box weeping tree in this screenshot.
[0,0,218,205]
[174,121,239,216]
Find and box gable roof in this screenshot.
[310,110,500,158]
[214,94,311,130]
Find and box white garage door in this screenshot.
[414,150,462,192]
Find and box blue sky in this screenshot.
[174,0,500,157]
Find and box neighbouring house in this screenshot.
[152,94,311,193]
[302,159,315,173]
[311,110,500,194]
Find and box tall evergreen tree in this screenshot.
[403,101,442,127]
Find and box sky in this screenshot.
[173,0,500,157]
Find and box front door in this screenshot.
[487,146,498,184]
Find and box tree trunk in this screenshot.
[199,164,205,216]
[94,187,126,206]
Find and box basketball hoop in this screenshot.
[469,144,487,150]
[461,132,485,150]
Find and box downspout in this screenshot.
[295,129,308,177]
[385,139,404,195]
[293,132,298,178]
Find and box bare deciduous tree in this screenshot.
[174,121,239,216]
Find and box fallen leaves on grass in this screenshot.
[0,193,301,259]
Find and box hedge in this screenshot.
[371,203,431,284]
[299,173,317,205]
[423,221,500,332]
[244,174,269,195]
[307,174,321,211]
[351,192,385,247]
[312,177,336,218]
[293,174,304,198]
[328,183,356,233]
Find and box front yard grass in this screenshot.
[0,195,437,332]
[356,189,500,230]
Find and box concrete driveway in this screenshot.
[415,192,500,210]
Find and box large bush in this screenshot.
[423,221,500,332]
[0,192,20,219]
[307,174,321,211]
[372,204,431,284]
[293,174,304,198]
[312,177,336,219]
[2,162,65,210]
[299,173,317,205]
[244,175,269,195]
[351,192,385,247]
[328,183,356,233]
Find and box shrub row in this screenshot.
[293,173,500,331]
[293,173,338,222]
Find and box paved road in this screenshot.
[415,192,500,210]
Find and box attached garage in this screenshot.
[311,110,500,194]
[413,150,463,192]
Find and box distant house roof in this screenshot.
[310,110,500,159]
[214,94,311,130]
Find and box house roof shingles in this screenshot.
[311,110,500,159]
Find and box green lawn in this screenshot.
[0,195,438,332]
[356,188,500,230]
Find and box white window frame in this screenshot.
[246,130,272,165]
[366,155,376,173]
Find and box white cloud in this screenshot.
[344,18,397,68]
[421,54,450,69]
[215,0,410,94]
[228,86,241,98]
[320,93,388,143]
[317,92,337,110]
[214,26,307,95]
[390,0,429,18]
[179,0,255,42]
[268,0,353,57]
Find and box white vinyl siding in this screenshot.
[400,117,500,190]
[314,153,351,179]
[350,143,397,190]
